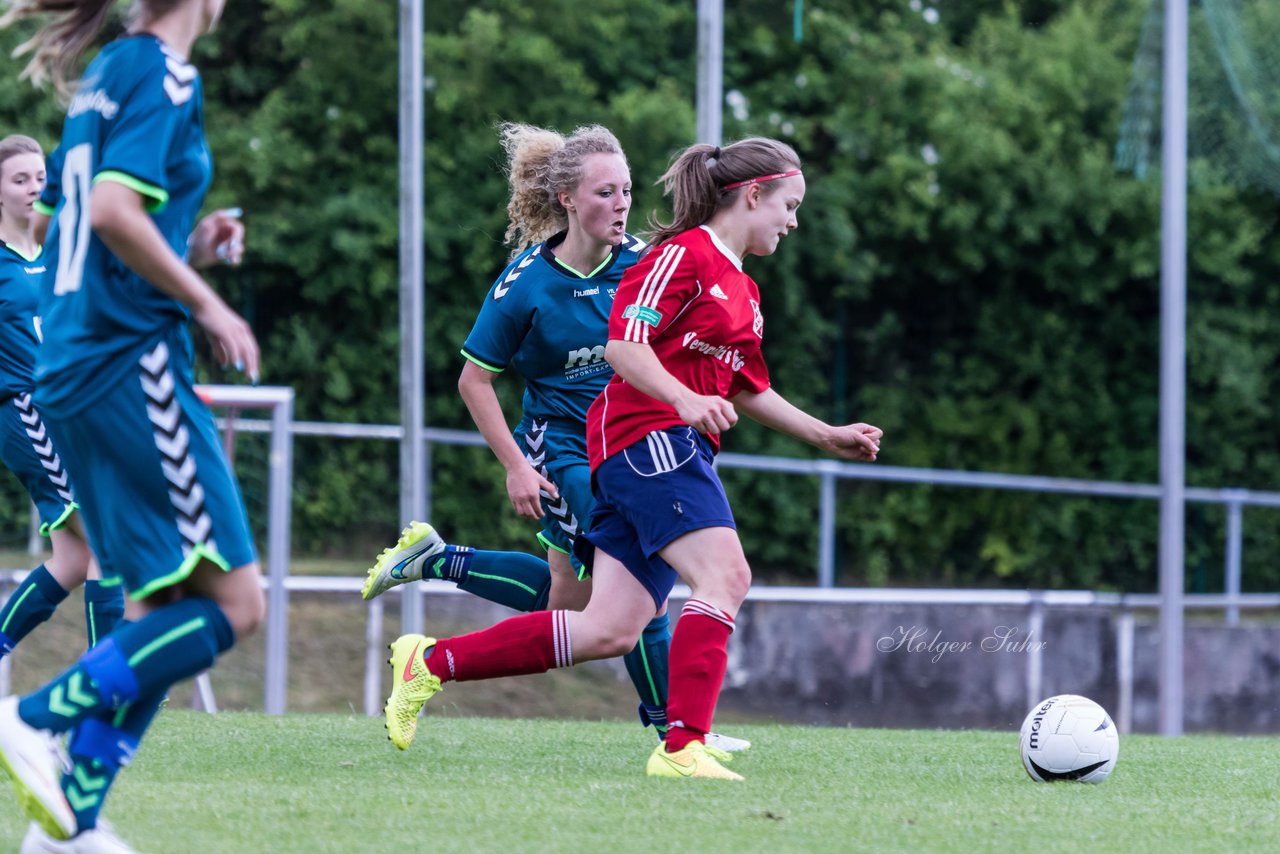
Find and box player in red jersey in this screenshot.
[381,137,881,780]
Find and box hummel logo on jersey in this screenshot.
[710,283,729,300]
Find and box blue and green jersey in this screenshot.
[36,34,212,413]
[461,231,647,425]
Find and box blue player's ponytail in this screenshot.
[0,0,117,98]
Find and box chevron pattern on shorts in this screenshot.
[523,419,579,540]
[12,393,74,503]
[140,341,216,556]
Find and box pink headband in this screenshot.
[722,169,803,191]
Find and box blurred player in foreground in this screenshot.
[0,0,259,850]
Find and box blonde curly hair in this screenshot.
[500,122,626,257]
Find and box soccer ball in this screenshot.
[1018,694,1119,783]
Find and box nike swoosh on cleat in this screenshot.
[659,753,696,777]
[403,642,421,682]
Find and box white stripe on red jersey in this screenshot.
[588,226,772,470]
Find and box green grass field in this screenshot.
[0,711,1273,853]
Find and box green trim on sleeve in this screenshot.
[461,349,504,373]
[32,200,54,216]
[94,171,169,213]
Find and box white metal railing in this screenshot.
[3,565,1276,728]
[224,418,1280,615]
[338,579,1280,731]
[10,408,1278,719]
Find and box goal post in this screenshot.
[197,384,295,715]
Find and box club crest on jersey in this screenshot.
[749,299,764,338]
[622,304,662,325]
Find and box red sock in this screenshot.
[665,599,735,752]
[423,610,574,683]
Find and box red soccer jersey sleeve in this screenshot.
[588,227,771,468]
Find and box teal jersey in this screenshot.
[462,232,647,425]
[0,244,46,399]
[36,34,212,413]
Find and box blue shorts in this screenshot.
[576,426,736,608]
[35,336,257,599]
[0,393,78,533]
[518,417,594,578]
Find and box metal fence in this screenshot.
[6,411,1279,722]
[232,417,1280,611]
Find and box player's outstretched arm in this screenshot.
[731,387,880,462]
[90,180,259,381]
[604,339,738,435]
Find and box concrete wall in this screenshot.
[424,593,1280,734]
[710,600,1280,734]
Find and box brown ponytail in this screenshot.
[648,137,801,246]
[0,0,185,97]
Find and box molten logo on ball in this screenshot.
[1019,694,1119,783]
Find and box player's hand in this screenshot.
[506,463,559,520]
[187,208,245,269]
[823,423,881,462]
[675,393,738,435]
[193,296,260,383]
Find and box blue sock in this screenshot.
[61,689,165,833]
[82,580,125,648]
[624,613,671,738]
[455,549,552,612]
[18,596,234,733]
[0,565,68,656]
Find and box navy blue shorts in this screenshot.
[576,426,736,608]
[0,393,78,533]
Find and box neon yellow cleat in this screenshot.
[384,633,443,750]
[362,522,446,601]
[645,741,744,781]
[0,697,75,840]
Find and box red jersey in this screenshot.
[587,225,771,469]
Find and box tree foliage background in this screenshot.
[0,0,1276,591]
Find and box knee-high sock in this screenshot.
[665,599,735,752]
[61,688,166,833]
[623,613,671,737]
[423,610,574,683]
[83,579,125,648]
[19,596,234,733]
[0,565,67,656]
[452,549,553,612]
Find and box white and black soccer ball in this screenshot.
[1018,694,1119,783]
